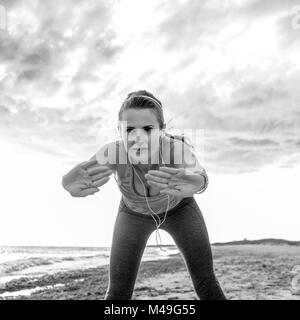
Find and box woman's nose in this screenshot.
[128,129,148,143]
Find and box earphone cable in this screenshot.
[130,136,170,251]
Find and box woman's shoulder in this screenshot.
[162,134,196,167]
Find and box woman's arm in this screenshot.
[171,139,209,194]
[62,141,117,197]
[89,140,118,172]
[62,160,111,197]
[145,139,209,198]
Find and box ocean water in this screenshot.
[0,245,179,288]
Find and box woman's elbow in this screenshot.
[61,174,68,191]
[196,173,209,194]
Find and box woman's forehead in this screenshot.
[120,109,159,126]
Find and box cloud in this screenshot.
[18,69,42,81]
[230,81,288,109]
[205,148,281,174]
[240,0,298,19]
[202,135,285,174]
[276,12,300,49]
[229,137,279,147]
[154,0,216,50]
[0,96,105,160]
[0,105,10,115]
[157,67,300,174]
[0,0,120,97]
[1,0,300,174]
[154,0,298,51]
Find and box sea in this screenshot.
[0,245,179,298]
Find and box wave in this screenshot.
[0,253,109,275]
[0,246,178,279]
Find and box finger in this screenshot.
[91,170,114,181]
[147,180,168,189]
[82,171,93,179]
[80,160,98,170]
[147,170,172,179]
[68,183,89,194]
[174,169,186,177]
[79,187,100,197]
[160,167,186,178]
[159,188,182,196]
[145,173,169,184]
[87,166,111,176]
[91,176,110,187]
[167,180,180,186]
[174,185,185,189]
[159,167,183,175]
[69,179,93,187]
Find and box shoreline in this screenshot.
[0,254,189,300]
[1,245,300,300]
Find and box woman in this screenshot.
[62,90,226,300]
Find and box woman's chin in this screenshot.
[128,153,155,165]
[129,156,150,165]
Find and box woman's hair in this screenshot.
[118,90,165,129]
[118,89,193,147]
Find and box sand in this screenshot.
[1,245,300,300]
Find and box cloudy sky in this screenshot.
[0,0,300,246]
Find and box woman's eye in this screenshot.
[126,128,152,132]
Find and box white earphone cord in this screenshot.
[131,141,170,252]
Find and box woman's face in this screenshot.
[118,109,162,165]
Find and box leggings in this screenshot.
[104,196,226,300]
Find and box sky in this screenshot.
[0,0,300,247]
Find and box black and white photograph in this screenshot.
[0,0,300,301]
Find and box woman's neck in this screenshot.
[131,148,161,173]
[125,136,164,173]
[133,162,157,172]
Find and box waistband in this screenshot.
[119,196,195,219]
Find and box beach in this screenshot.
[1,244,300,300]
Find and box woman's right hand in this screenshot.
[62,159,114,197]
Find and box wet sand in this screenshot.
[1,245,300,300]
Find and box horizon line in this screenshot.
[1,238,300,248]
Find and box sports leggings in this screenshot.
[104,196,226,300]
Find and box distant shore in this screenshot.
[1,244,300,300]
[212,238,300,246]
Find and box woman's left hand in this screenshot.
[145,167,203,198]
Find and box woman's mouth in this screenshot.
[132,146,148,151]
[131,147,148,156]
